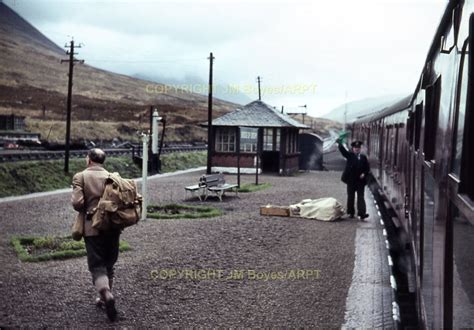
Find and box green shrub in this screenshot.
[147,203,221,219]
[160,152,206,173]
[0,152,207,198]
[10,235,131,262]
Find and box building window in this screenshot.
[215,127,236,152]
[263,128,274,151]
[275,129,281,151]
[240,127,258,153]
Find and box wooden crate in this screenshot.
[260,205,290,217]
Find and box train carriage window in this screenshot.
[424,78,441,161]
[459,14,474,199]
[367,127,371,156]
[415,102,423,151]
[394,125,399,167]
[386,126,391,164]
[452,40,468,177]
[407,112,414,145]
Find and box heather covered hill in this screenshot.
[0,2,237,143]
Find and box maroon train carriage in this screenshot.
[351,1,474,328]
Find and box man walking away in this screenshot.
[336,139,370,220]
[71,148,119,322]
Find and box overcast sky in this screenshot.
[5,0,447,116]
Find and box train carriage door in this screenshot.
[412,102,424,287]
[446,14,474,329]
[378,120,384,179]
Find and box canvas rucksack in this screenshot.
[91,172,142,231]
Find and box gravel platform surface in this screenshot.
[0,170,358,328]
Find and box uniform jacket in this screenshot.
[338,143,370,187]
[71,165,110,237]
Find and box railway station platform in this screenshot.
[0,166,396,327]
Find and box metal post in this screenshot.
[206,52,215,174]
[141,133,149,221]
[151,109,162,173]
[257,76,262,101]
[152,109,159,154]
[255,128,260,185]
[237,127,241,187]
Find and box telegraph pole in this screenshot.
[300,104,307,124]
[257,76,262,101]
[206,52,215,174]
[61,39,84,173]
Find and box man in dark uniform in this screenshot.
[336,139,370,220]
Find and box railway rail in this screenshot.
[0,145,207,163]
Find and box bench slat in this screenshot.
[187,173,238,201]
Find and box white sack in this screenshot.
[289,197,345,221]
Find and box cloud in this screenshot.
[4,0,447,116]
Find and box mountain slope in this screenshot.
[0,2,238,143]
[321,94,408,123]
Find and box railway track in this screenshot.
[0,145,207,163]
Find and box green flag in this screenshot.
[338,131,349,144]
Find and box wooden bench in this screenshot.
[185,173,238,202]
[184,176,207,201]
[203,173,238,202]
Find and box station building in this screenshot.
[208,100,309,175]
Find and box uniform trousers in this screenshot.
[346,184,366,217]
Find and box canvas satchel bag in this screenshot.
[92,172,142,231]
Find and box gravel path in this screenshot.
[0,170,358,328]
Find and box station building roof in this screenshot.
[209,100,309,129]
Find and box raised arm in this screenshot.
[337,141,351,159]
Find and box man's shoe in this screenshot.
[358,214,369,220]
[95,297,105,309]
[100,289,118,322]
[104,297,117,322]
[348,214,354,219]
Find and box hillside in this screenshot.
[0,2,238,144]
[286,113,343,137]
[321,94,408,124]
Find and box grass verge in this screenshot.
[0,152,206,198]
[147,203,222,219]
[11,235,131,262]
[237,182,272,193]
